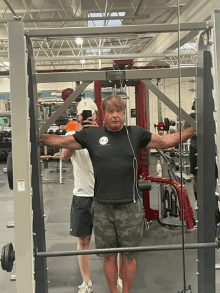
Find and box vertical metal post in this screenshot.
[157,79,163,123]
[138,81,159,220]
[94,81,103,126]
[197,40,216,292]
[8,20,35,293]
[212,9,220,184]
[27,40,48,293]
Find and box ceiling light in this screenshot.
[80,59,85,64]
[75,38,83,45]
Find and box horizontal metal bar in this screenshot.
[27,22,208,38]
[36,67,196,83]
[0,14,151,24]
[0,111,11,117]
[23,14,151,22]
[36,242,218,258]
[0,46,131,53]
[35,52,197,62]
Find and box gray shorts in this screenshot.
[91,199,145,259]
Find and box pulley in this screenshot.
[1,243,15,272]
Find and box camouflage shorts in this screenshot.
[91,199,145,259]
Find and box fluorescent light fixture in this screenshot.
[80,59,85,64]
[75,37,83,45]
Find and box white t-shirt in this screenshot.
[65,131,94,197]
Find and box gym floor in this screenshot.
[0,154,220,293]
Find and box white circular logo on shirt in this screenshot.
[99,136,108,145]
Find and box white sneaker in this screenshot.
[117,277,123,293]
[195,201,198,211]
[78,281,93,293]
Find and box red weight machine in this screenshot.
[94,65,195,230]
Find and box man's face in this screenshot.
[103,105,125,131]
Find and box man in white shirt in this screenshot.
[61,98,98,293]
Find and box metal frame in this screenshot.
[142,80,196,129]
[35,242,219,258]
[8,20,35,293]
[36,67,196,83]
[27,22,208,38]
[7,13,220,293]
[28,42,48,293]
[197,30,217,293]
[212,9,220,183]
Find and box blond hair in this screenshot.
[101,95,126,112]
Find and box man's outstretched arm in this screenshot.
[146,126,195,150]
[41,134,82,150]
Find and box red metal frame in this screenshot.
[94,75,194,229]
[147,176,195,230]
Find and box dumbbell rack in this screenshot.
[0,127,12,161]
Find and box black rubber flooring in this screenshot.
[0,156,220,292]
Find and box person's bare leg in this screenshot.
[117,253,122,278]
[103,254,118,293]
[77,235,91,283]
[121,256,136,293]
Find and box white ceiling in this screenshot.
[0,0,218,71]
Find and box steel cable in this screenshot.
[177,0,187,291]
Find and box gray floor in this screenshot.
[0,155,220,292]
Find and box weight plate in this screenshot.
[7,152,13,190]
[1,245,6,270]
[4,243,14,272]
[164,118,170,131]
[62,88,73,101]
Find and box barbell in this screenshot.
[1,240,219,273]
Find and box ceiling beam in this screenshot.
[139,0,219,64]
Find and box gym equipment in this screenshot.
[1,241,219,270]
[170,190,179,218]
[7,152,13,190]
[138,180,151,191]
[1,243,15,272]
[148,176,195,230]
[0,151,7,160]
[154,118,176,132]
[161,186,171,218]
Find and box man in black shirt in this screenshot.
[42,95,195,293]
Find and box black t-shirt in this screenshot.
[73,125,152,203]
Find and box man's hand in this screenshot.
[183,121,191,129]
[75,124,83,132]
[82,116,98,128]
[54,151,61,159]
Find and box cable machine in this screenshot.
[2,9,220,293]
